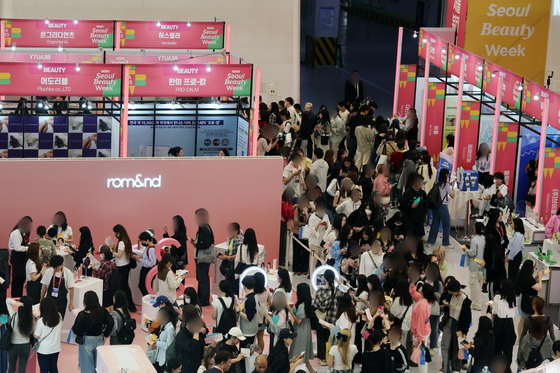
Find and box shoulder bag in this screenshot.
[0,316,14,351]
[196,226,215,264]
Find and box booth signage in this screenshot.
[396,65,417,118]
[0,52,104,64]
[107,174,161,189]
[496,122,519,195]
[456,101,481,170]
[127,64,251,97]
[3,19,114,49]
[118,21,224,50]
[105,53,225,65]
[542,147,560,223]
[0,62,121,97]
[446,0,469,48]
[521,78,551,121]
[424,82,446,161]
[448,45,483,89]
[463,0,552,84]
[418,30,447,70]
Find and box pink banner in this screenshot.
[522,79,546,120]
[118,21,224,50]
[424,82,446,162]
[396,64,417,118]
[496,122,519,195]
[418,30,447,70]
[448,45,483,89]
[3,19,113,49]
[502,71,523,110]
[482,60,500,98]
[549,92,560,130]
[0,52,103,64]
[445,0,468,48]
[542,146,560,223]
[0,62,121,97]
[457,101,481,170]
[127,64,251,97]
[105,53,227,65]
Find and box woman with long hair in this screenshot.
[391,278,414,353]
[138,229,158,297]
[333,177,355,209]
[334,293,358,344]
[163,215,188,269]
[197,347,217,373]
[49,211,73,243]
[280,188,295,267]
[418,154,436,192]
[157,253,186,305]
[234,228,263,280]
[109,290,130,345]
[518,317,554,370]
[183,287,202,316]
[33,297,63,373]
[313,269,339,365]
[112,224,137,312]
[516,259,543,343]
[68,226,94,275]
[475,143,491,184]
[324,214,347,265]
[410,282,437,373]
[211,280,238,335]
[483,234,507,301]
[485,209,509,250]
[10,216,33,298]
[72,291,114,373]
[521,297,556,342]
[154,306,178,372]
[427,168,455,248]
[274,268,293,301]
[331,224,354,272]
[287,283,314,373]
[25,242,46,304]
[6,296,35,373]
[506,218,525,288]
[362,328,393,373]
[466,316,496,373]
[254,272,271,350]
[328,328,357,373]
[491,279,517,364]
[219,223,243,294]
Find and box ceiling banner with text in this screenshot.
[464,0,552,85]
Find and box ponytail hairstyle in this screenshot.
[139,228,157,245]
[335,329,353,369]
[218,280,235,299]
[158,253,174,281]
[323,268,336,289]
[421,154,433,179]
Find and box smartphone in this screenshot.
[423,180,427,185]
[392,182,398,186]
[414,197,421,204]
[378,306,385,312]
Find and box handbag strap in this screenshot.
[399,305,410,323]
[367,251,378,269]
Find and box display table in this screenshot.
[529,251,560,304]
[61,276,103,344]
[141,294,159,332]
[448,190,480,226]
[96,345,156,373]
[523,218,546,243]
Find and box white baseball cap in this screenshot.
[228,327,246,341]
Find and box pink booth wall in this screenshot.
[0,157,283,279]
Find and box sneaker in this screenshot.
[471,306,482,311]
[444,245,454,250]
[462,364,468,370]
[319,360,327,366]
[429,348,436,356]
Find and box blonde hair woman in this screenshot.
[328,328,357,373]
[432,246,448,277]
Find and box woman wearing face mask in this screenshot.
[347,201,376,241]
[183,287,203,317]
[359,164,376,202]
[138,229,157,297]
[386,212,407,243]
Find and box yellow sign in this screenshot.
[464,0,551,84]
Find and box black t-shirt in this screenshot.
[221,343,241,373]
[361,349,393,373]
[389,344,408,373]
[359,176,374,200]
[520,277,538,314]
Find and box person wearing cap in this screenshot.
[267,329,303,373]
[219,327,246,373]
[92,245,117,308]
[138,229,158,296]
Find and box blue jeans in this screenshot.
[78,335,104,373]
[38,352,59,373]
[428,204,451,246]
[429,314,440,349]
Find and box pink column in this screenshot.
[534,96,550,218]
[452,56,465,174]
[1,21,5,50]
[115,22,121,51]
[225,24,231,64]
[392,27,403,118]
[420,41,431,147]
[489,75,503,174]
[120,66,130,157]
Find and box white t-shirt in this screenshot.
[114,241,130,267]
[212,296,235,327]
[26,259,38,282]
[48,225,73,242]
[283,162,304,196]
[335,312,356,345]
[489,183,508,198]
[339,109,349,124]
[40,267,75,291]
[34,316,63,354]
[329,344,358,370]
[359,250,384,278]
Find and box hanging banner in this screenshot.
[105,53,226,65]
[3,19,113,49]
[463,0,552,85]
[541,146,560,223]
[457,101,480,169]
[0,62,121,97]
[396,64,417,117]
[127,64,251,97]
[496,122,519,194]
[448,45,483,88]
[521,79,556,121]
[0,52,104,64]
[418,30,447,70]
[549,92,560,131]
[446,0,468,48]
[482,61,523,110]
[118,21,224,50]
[424,81,446,162]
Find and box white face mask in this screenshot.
[185,298,191,304]
[365,209,372,215]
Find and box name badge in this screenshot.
[51,287,59,298]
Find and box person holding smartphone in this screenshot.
[426,168,455,250]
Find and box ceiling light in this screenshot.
[11,43,15,51]
[156,20,161,27]
[491,71,496,78]
[173,63,178,71]
[517,84,523,91]
[422,37,427,43]
[413,31,418,38]
[206,64,211,72]
[534,93,539,100]
[38,102,43,108]
[37,61,42,69]
[87,103,92,110]
[187,20,191,27]
[58,44,63,52]
[75,63,80,71]
[477,63,483,72]
[73,18,78,24]
[129,100,135,108]
[455,53,460,59]
[44,18,49,24]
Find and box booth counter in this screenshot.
[523,218,546,244]
[96,345,156,373]
[449,189,480,228]
[61,276,103,344]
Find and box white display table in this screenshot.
[61,276,103,344]
[529,250,560,304]
[141,294,159,332]
[523,218,546,243]
[96,345,156,373]
[448,190,480,221]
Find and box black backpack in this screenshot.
[107,267,122,292]
[0,250,10,290]
[215,297,237,334]
[115,309,136,345]
[526,337,547,369]
[427,184,444,210]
